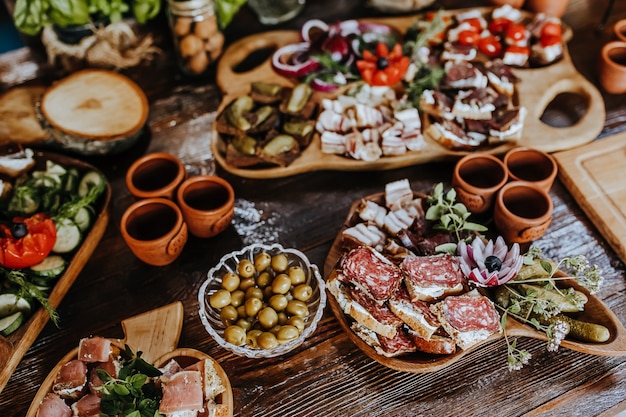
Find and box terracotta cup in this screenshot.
[176,175,235,238]
[598,41,626,95]
[524,0,570,17]
[120,198,188,266]
[493,181,553,244]
[503,147,558,192]
[126,152,187,199]
[614,19,626,43]
[452,153,508,214]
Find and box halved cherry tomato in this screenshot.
[540,34,562,47]
[541,21,562,38]
[0,213,57,269]
[462,17,484,33]
[489,17,512,35]
[478,35,503,57]
[505,23,527,43]
[357,42,410,86]
[505,44,530,55]
[457,30,481,46]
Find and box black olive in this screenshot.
[485,255,502,272]
[11,222,28,239]
[376,57,389,70]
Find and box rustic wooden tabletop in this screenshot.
[1,0,626,416]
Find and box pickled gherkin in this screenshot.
[225,96,254,130]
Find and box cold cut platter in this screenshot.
[0,150,110,393]
[26,302,234,417]
[212,7,604,179]
[323,186,626,373]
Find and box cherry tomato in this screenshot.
[540,35,562,47]
[505,44,530,55]
[457,30,480,46]
[356,43,409,86]
[0,213,57,269]
[541,22,562,38]
[463,17,484,33]
[505,23,527,43]
[489,17,512,35]
[478,36,503,57]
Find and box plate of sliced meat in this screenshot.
[26,302,233,417]
[323,180,626,373]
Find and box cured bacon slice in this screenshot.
[78,336,111,363]
[339,246,402,303]
[53,359,88,400]
[36,393,71,417]
[159,370,204,414]
[401,254,465,302]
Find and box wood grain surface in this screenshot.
[1,0,626,416]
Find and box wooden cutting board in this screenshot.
[555,130,626,264]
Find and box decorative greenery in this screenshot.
[1,268,59,326]
[214,0,247,29]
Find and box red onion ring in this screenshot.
[272,43,320,78]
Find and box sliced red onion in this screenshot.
[301,19,330,43]
[310,77,340,92]
[272,43,320,78]
[357,22,394,34]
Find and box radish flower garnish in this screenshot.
[457,236,523,287]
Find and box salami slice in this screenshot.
[340,246,402,302]
[401,254,465,301]
[378,328,417,356]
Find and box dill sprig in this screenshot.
[2,268,60,326]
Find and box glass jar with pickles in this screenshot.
[166,0,224,76]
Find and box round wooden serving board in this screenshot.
[212,9,605,179]
[26,302,234,417]
[322,192,626,373]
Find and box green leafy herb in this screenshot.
[97,345,163,417]
[214,0,247,29]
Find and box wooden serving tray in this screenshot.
[323,192,626,373]
[212,9,605,179]
[26,302,234,417]
[555,130,626,265]
[0,151,111,393]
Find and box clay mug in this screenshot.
[493,181,553,244]
[614,19,626,43]
[176,175,235,238]
[598,41,626,95]
[503,147,558,193]
[120,198,188,266]
[524,0,570,17]
[452,153,508,214]
[126,152,187,199]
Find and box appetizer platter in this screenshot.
[26,302,234,417]
[212,7,604,179]
[322,180,626,373]
[0,150,111,393]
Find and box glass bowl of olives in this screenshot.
[198,243,326,358]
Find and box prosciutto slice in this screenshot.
[36,394,71,417]
[159,370,204,414]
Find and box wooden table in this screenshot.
[2,1,626,416]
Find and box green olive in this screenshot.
[257,331,278,349]
[245,297,263,317]
[237,259,256,278]
[271,253,289,272]
[272,274,292,294]
[269,294,288,311]
[239,277,256,291]
[257,307,279,329]
[263,285,274,299]
[236,305,247,318]
[269,325,282,335]
[245,287,264,300]
[220,305,239,326]
[288,265,306,285]
[256,271,272,288]
[224,325,246,346]
[286,300,309,318]
[292,284,313,302]
[209,289,231,309]
[286,316,305,333]
[221,272,240,292]
[277,325,300,343]
[254,252,272,272]
[236,318,253,331]
[230,290,245,307]
[246,329,263,348]
[277,312,288,325]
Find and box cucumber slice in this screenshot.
[0,312,24,336]
[45,160,67,176]
[0,293,33,317]
[30,255,67,278]
[63,168,80,194]
[73,206,94,232]
[78,171,106,198]
[52,218,82,254]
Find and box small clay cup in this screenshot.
[176,175,235,238]
[452,153,508,214]
[614,19,626,43]
[120,198,188,266]
[503,147,558,193]
[126,152,187,199]
[598,41,626,95]
[493,181,553,244]
[524,0,570,17]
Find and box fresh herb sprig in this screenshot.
[97,345,163,417]
[425,183,487,252]
[1,268,59,326]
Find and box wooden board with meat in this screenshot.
[212,7,604,179]
[322,180,626,373]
